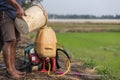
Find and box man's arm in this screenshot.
[8,0,25,18]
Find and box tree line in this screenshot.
[48,14,120,19]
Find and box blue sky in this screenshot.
[41,0,120,16]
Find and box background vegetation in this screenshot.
[49,14,120,19]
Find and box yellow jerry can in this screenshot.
[34,27,57,58]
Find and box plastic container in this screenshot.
[34,27,57,57]
[15,4,48,34]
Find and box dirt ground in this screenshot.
[0,35,102,80]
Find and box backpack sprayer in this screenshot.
[23,27,71,77]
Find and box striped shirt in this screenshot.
[0,0,23,20]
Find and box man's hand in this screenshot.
[8,0,26,18]
[16,7,26,18]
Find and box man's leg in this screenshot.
[1,12,24,78]
[11,40,25,75]
[2,41,22,78]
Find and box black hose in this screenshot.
[56,48,71,69]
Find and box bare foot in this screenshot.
[14,69,26,75]
[7,70,24,79]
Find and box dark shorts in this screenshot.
[0,11,20,42]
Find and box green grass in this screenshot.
[56,32,120,79]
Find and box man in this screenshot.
[0,0,26,78]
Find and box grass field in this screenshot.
[56,32,120,79]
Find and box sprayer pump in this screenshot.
[20,27,71,77]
